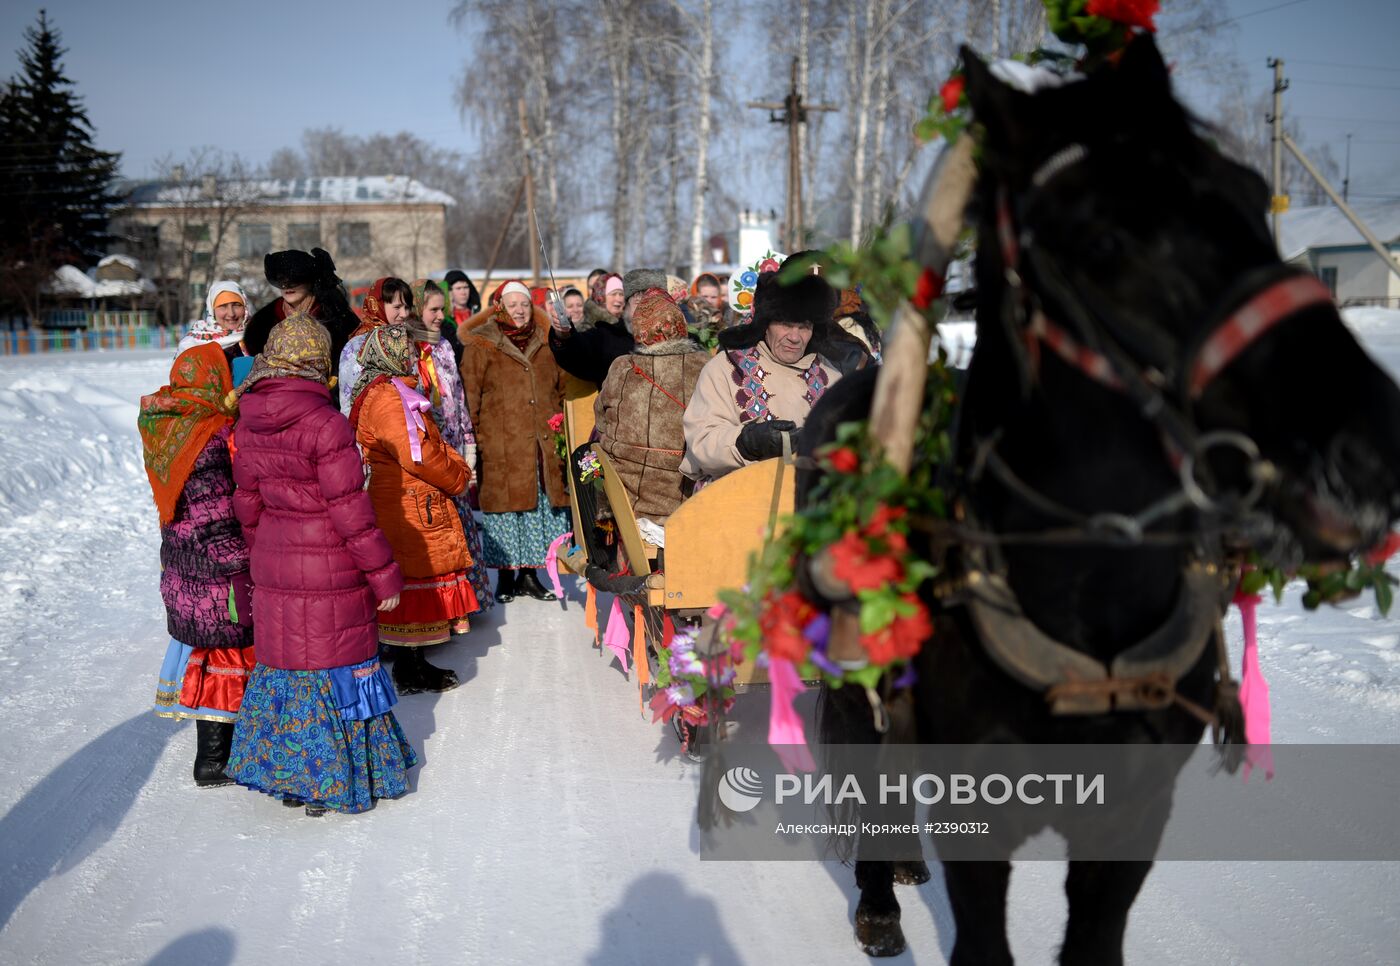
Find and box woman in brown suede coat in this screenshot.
[459,280,570,602]
[594,289,708,524]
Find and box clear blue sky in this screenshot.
[1,0,1397,204]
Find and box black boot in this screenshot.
[390,645,459,694]
[388,645,425,695]
[413,647,459,692]
[193,720,235,788]
[517,568,557,601]
[495,568,519,603]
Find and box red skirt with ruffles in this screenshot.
[378,569,480,646]
[180,645,258,713]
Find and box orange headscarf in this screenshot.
[138,343,234,525]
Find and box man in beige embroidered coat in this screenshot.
[680,268,846,482]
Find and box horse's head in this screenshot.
[961,34,1400,565]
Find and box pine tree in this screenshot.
[0,10,121,322]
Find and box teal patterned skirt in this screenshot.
[480,482,570,569]
[227,662,418,814]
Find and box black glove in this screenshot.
[736,419,797,462]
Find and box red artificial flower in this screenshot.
[826,447,860,474]
[912,268,944,310]
[761,590,817,664]
[939,74,965,115]
[1365,531,1400,566]
[865,504,907,539]
[860,595,933,665]
[830,531,904,592]
[1085,0,1159,32]
[548,412,565,433]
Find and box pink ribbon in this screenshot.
[1234,590,1275,781]
[602,597,631,673]
[544,531,572,601]
[390,378,431,463]
[769,657,815,773]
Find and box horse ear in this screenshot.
[1115,32,1173,100]
[960,45,1034,161]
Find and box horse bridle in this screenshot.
[974,142,1335,542]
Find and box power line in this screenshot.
[1291,77,1400,92]
[1166,0,1316,35]
[1296,114,1400,127]
[1290,58,1400,74]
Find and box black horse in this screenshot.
[802,36,1400,964]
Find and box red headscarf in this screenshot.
[351,277,392,339]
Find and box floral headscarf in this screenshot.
[351,277,393,339]
[350,322,415,408]
[630,289,687,348]
[139,342,234,525]
[238,313,332,396]
[589,272,623,306]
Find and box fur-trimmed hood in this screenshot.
[579,299,622,334]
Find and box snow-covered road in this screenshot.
[0,335,1397,965]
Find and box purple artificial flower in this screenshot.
[893,662,918,690]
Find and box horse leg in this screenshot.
[1058,860,1153,966]
[892,858,931,885]
[854,859,905,957]
[944,860,1014,966]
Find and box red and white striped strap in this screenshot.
[1029,310,1124,391]
[1188,274,1334,398]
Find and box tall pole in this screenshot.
[518,99,541,286]
[748,62,837,253]
[1344,133,1352,203]
[1268,58,1288,246]
[789,59,803,250]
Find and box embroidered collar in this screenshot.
[725,342,830,424]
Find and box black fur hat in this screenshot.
[264,247,338,289]
[717,264,838,352]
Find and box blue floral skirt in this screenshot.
[227,661,418,814]
[480,483,570,569]
[452,492,495,612]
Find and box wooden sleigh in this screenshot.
[555,384,793,689]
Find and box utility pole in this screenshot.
[1344,133,1352,203]
[747,58,838,252]
[518,99,540,286]
[1267,58,1289,246]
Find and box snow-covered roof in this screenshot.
[98,253,142,273]
[122,175,456,208]
[1278,203,1400,262]
[46,264,154,298]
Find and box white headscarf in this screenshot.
[177,281,250,354]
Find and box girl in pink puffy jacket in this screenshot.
[223,314,415,816]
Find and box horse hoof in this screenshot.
[855,901,906,957]
[892,859,931,886]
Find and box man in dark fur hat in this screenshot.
[679,261,847,482]
[241,248,361,376]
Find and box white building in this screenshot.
[1278,203,1400,307]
